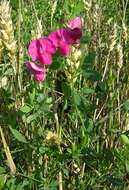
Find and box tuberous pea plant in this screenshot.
[25,17,82,81]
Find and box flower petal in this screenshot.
[39,37,56,54]
[26,61,43,72]
[39,53,53,65]
[58,28,82,44]
[57,28,73,44]
[48,31,61,47]
[59,41,70,56]
[68,17,82,29]
[28,39,39,61]
[25,61,47,81]
[26,61,43,73]
[70,28,82,42]
[35,72,46,81]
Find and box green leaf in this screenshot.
[95,81,107,97]
[62,82,71,99]
[73,4,84,15]
[0,174,7,189]
[84,119,94,133]
[50,61,61,70]
[50,55,63,70]
[29,89,36,104]
[20,105,32,113]
[26,113,39,123]
[39,146,49,154]
[6,178,16,190]
[9,127,28,143]
[46,97,53,104]
[49,180,58,190]
[80,35,91,44]
[73,90,81,106]
[123,100,129,112]
[120,134,129,146]
[16,184,24,190]
[125,161,129,173]
[81,87,95,95]
[0,167,6,175]
[37,94,45,103]
[82,70,102,81]
[82,52,96,68]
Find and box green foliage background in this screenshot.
[0,0,129,189]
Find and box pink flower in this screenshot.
[59,41,70,56]
[26,17,83,82]
[48,31,61,47]
[26,61,47,81]
[28,39,38,61]
[49,28,82,47]
[48,17,82,56]
[58,28,82,44]
[39,37,56,54]
[68,17,82,29]
[38,52,53,65]
[48,29,81,56]
[28,37,56,65]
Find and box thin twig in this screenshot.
[54,113,63,190]
[31,0,42,35]
[0,126,16,174]
[96,103,124,125]
[80,162,85,178]
[59,171,63,190]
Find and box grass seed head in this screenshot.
[117,43,123,69]
[65,45,82,84]
[31,19,43,39]
[0,0,17,71]
[46,131,61,146]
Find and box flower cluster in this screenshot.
[26,17,82,81]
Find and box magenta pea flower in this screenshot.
[26,16,83,82]
[28,37,56,65]
[48,17,82,56]
[58,28,82,44]
[26,61,47,81]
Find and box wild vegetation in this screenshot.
[0,0,129,189]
